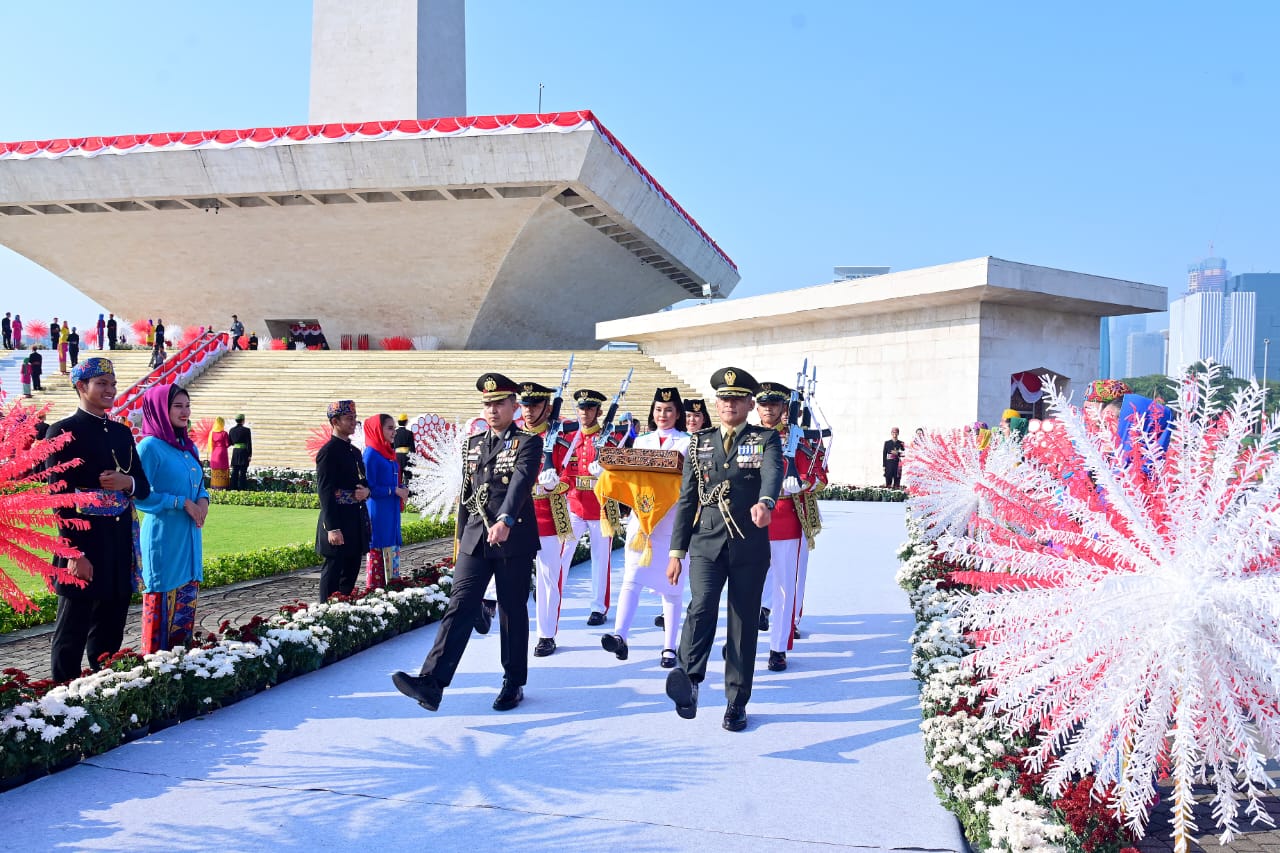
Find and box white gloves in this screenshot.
[537,469,560,491]
[588,461,604,477]
[782,476,804,495]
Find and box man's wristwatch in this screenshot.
[497,513,515,526]
[759,497,776,510]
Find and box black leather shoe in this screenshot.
[758,607,770,632]
[533,637,556,657]
[660,649,677,669]
[391,671,443,712]
[665,668,698,719]
[767,651,787,672]
[492,680,524,711]
[601,633,629,660]
[653,614,665,628]
[587,611,606,626]
[723,703,748,732]
[792,625,802,640]
[475,600,496,635]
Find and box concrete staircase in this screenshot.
[181,350,701,469]
[4,350,156,422]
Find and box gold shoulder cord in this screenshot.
[691,444,743,539]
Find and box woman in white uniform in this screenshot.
[600,387,691,667]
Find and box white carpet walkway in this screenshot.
[3,501,964,852]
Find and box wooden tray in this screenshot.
[598,446,682,472]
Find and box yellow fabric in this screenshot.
[977,428,992,450]
[595,467,683,567]
[1000,408,1020,421]
[209,416,225,455]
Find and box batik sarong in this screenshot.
[142,581,199,653]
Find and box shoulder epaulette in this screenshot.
[694,425,718,436]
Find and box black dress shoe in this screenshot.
[492,680,524,711]
[660,649,677,669]
[758,607,770,632]
[723,703,748,732]
[533,637,556,657]
[767,651,787,672]
[475,600,496,635]
[665,668,698,719]
[391,671,443,712]
[653,614,665,628]
[601,633,629,660]
[586,611,606,626]
[792,625,802,640]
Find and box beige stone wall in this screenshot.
[978,303,1102,420]
[637,303,983,486]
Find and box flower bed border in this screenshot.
[0,562,454,789]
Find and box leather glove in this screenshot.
[588,461,604,477]
[537,468,559,491]
[782,476,804,495]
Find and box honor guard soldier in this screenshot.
[562,388,623,625]
[664,367,783,732]
[393,413,415,482]
[392,372,543,712]
[46,357,152,681]
[755,381,825,670]
[228,414,252,491]
[315,401,371,601]
[521,382,578,656]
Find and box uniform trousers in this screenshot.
[419,551,534,687]
[677,540,770,707]
[319,551,361,601]
[51,594,131,682]
[569,512,612,614]
[534,534,575,639]
[612,520,685,649]
[794,543,812,630]
[230,465,249,491]
[765,538,803,652]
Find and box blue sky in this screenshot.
[1,1,1277,328]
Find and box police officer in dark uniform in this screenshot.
[46,357,152,681]
[664,366,783,732]
[392,373,543,713]
[393,413,415,482]
[315,400,370,601]
[228,414,253,491]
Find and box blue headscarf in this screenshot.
[1118,394,1172,462]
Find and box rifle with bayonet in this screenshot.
[784,358,808,460]
[542,353,575,471]
[595,367,634,449]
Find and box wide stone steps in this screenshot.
[180,350,701,469]
[16,350,157,423]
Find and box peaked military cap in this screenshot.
[652,386,683,406]
[683,398,706,414]
[476,372,519,402]
[755,382,792,403]
[518,381,555,404]
[710,366,760,399]
[574,388,606,407]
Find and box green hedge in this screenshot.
[815,484,907,502]
[0,515,458,634]
[208,490,319,509]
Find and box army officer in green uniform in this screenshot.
[664,366,783,732]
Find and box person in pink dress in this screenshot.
[207,416,231,489]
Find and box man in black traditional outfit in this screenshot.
[315,400,370,601]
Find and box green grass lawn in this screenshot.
[2,505,423,598]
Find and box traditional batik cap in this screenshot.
[710,366,759,399]
[574,389,606,407]
[518,382,554,404]
[476,373,519,402]
[1085,378,1132,404]
[754,382,792,403]
[684,398,706,414]
[234,413,246,422]
[327,400,357,420]
[71,357,114,384]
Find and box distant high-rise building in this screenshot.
[1168,290,1257,379]
[1187,255,1230,294]
[1106,315,1146,377]
[1225,272,1280,380]
[1126,331,1166,377]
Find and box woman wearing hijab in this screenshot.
[10,314,20,349]
[362,413,408,591]
[96,314,105,350]
[19,355,32,397]
[207,416,230,489]
[57,321,70,374]
[599,387,691,668]
[134,384,209,653]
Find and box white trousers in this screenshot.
[611,524,686,650]
[534,533,576,639]
[569,513,612,615]
[766,538,803,652]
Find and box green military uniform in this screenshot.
[665,366,782,731]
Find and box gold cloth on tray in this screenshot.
[595,467,682,567]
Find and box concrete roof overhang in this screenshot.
[596,256,1167,343]
[0,112,739,349]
